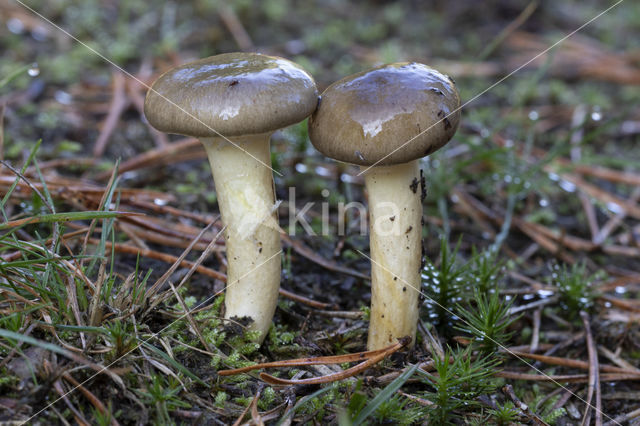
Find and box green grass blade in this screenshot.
[0,327,79,358]
[0,210,134,230]
[141,341,206,386]
[276,385,335,426]
[0,140,41,216]
[0,64,33,89]
[351,363,418,425]
[48,323,108,334]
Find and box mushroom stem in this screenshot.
[201,133,281,343]
[363,160,422,350]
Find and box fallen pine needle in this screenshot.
[218,337,410,385]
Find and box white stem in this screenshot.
[201,134,281,343]
[364,160,422,350]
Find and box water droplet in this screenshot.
[121,171,138,180]
[591,111,602,121]
[539,199,549,207]
[340,173,356,183]
[537,289,554,298]
[548,172,559,182]
[450,194,459,203]
[154,198,168,206]
[295,163,308,173]
[528,110,539,121]
[28,64,40,77]
[559,179,576,193]
[314,166,331,177]
[504,175,512,183]
[606,202,624,214]
[31,27,48,41]
[7,18,25,34]
[54,90,72,105]
[604,302,612,308]
[614,286,627,295]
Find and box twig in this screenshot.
[530,307,541,353]
[502,384,550,426]
[61,372,120,426]
[580,311,602,426]
[397,390,434,406]
[594,186,640,245]
[232,387,259,426]
[281,234,370,280]
[477,0,538,59]
[598,345,640,372]
[603,406,640,426]
[94,137,201,181]
[93,71,129,157]
[507,350,640,376]
[260,347,390,386]
[279,288,337,310]
[250,386,265,426]
[496,371,638,383]
[87,238,226,281]
[312,310,363,319]
[508,296,558,315]
[52,378,91,426]
[126,60,169,148]
[218,5,253,51]
[0,102,4,161]
[218,341,404,376]
[220,338,409,386]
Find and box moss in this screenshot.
[214,391,228,407]
[257,386,277,410]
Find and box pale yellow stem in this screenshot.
[201,134,281,343]
[364,160,422,350]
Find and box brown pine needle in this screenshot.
[258,338,409,386]
[278,288,337,310]
[218,339,408,376]
[496,371,638,383]
[260,349,388,386]
[508,350,640,377]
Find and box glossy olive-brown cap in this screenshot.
[144,53,318,138]
[308,62,460,166]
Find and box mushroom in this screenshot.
[144,53,318,343]
[308,63,460,350]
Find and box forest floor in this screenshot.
[1,0,640,424]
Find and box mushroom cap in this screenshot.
[144,53,319,138]
[308,62,460,166]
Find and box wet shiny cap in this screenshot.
[144,53,318,137]
[309,62,460,166]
